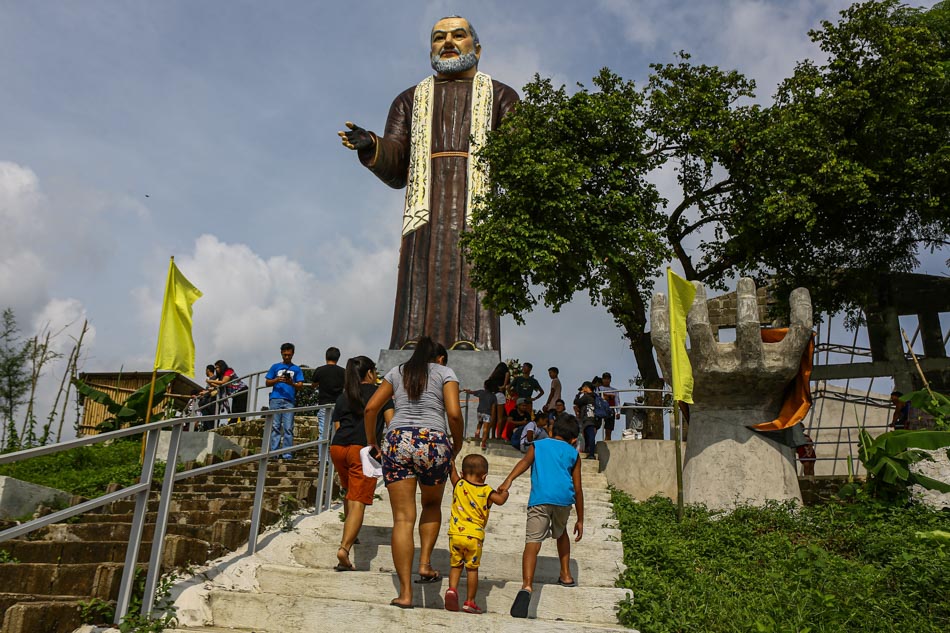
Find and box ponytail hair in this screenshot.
[343,355,377,414]
[401,336,443,400]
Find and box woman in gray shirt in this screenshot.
[364,337,463,609]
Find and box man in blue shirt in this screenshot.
[265,343,305,459]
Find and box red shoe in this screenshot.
[444,588,459,612]
[462,600,483,614]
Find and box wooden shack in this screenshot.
[76,371,202,436]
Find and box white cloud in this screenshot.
[597,0,856,96]
[134,234,399,379]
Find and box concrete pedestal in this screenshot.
[377,348,501,438]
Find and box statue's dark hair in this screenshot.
[344,355,377,414]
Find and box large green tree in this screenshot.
[462,1,950,437]
[733,0,950,313]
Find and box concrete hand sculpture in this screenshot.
[651,278,813,511]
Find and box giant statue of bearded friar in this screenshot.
[339,16,519,352]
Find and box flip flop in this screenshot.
[556,578,577,587]
[414,570,441,584]
[334,546,355,572]
[510,589,531,618]
[390,599,414,609]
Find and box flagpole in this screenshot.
[140,257,174,462]
[673,402,684,522]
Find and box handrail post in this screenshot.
[315,405,329,511]
[247,409,274,555]
[249,373,260,416]
[140,422,183,617]
[114,427,161,623]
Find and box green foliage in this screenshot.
[77,569,179,631]
[294,367,318,409]
[464,1,950,390]
[743,0,950,314]
[903,389,950,431]
[463,68,670,331]
[0,438,168,498]
[612,492,950,632]
[78,597,114,625]
[116,568,178,632]
[858,428,950,499]
[0,308,32,451]
[73,372,178,432]
[278,493,299,532]
[0,549,18,563]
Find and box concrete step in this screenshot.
[0,535,210,566]
[205,592,633,632]
[1,598,94,633]
[305,520,621,550]
[0,562,124,598]
[289,538,624,587]
[255,564,629,625]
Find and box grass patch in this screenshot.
[0,438,167,498]
[612,491,949,633]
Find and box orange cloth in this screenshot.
[751,328,816,432]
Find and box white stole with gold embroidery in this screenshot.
[402,72,494,236]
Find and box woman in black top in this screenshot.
[484,362,510,448]
[329,355,394,571]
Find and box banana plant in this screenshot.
[72,372,179,432]
[858,428,950,498]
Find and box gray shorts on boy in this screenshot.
[525,504,571,542]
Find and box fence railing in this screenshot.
[0,401,335,625]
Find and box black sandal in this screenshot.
[334,546,355,571]
[414,563,441,583]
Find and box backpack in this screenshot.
[594,392,611,418]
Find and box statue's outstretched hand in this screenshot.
[651,277,812,410]
[339,121,375,151]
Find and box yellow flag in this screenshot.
[667,268,696,404]
[153,257,202,376]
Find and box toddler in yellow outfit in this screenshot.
[445,453,509,614]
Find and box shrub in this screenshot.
[612,492,949,632]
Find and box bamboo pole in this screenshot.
[57,320,87,442]
[900,328,935,403]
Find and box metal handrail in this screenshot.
[0,401,335,625]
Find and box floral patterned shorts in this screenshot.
[382,427,453,486]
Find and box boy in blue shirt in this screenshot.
[497,417,584,618]
[265,342,305,459]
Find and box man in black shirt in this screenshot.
[511,362,544,405]
[312,346,346,439]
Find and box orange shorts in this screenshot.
[330,444,378,505]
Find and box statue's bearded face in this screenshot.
[430,17,480,75]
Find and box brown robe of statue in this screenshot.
[358,77,520,351]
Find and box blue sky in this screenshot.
[1,1,944,436]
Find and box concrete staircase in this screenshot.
[167,441,634,632]
[0,417,327,633]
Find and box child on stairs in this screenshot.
[497,416,584,618]
[444,453,509,614]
